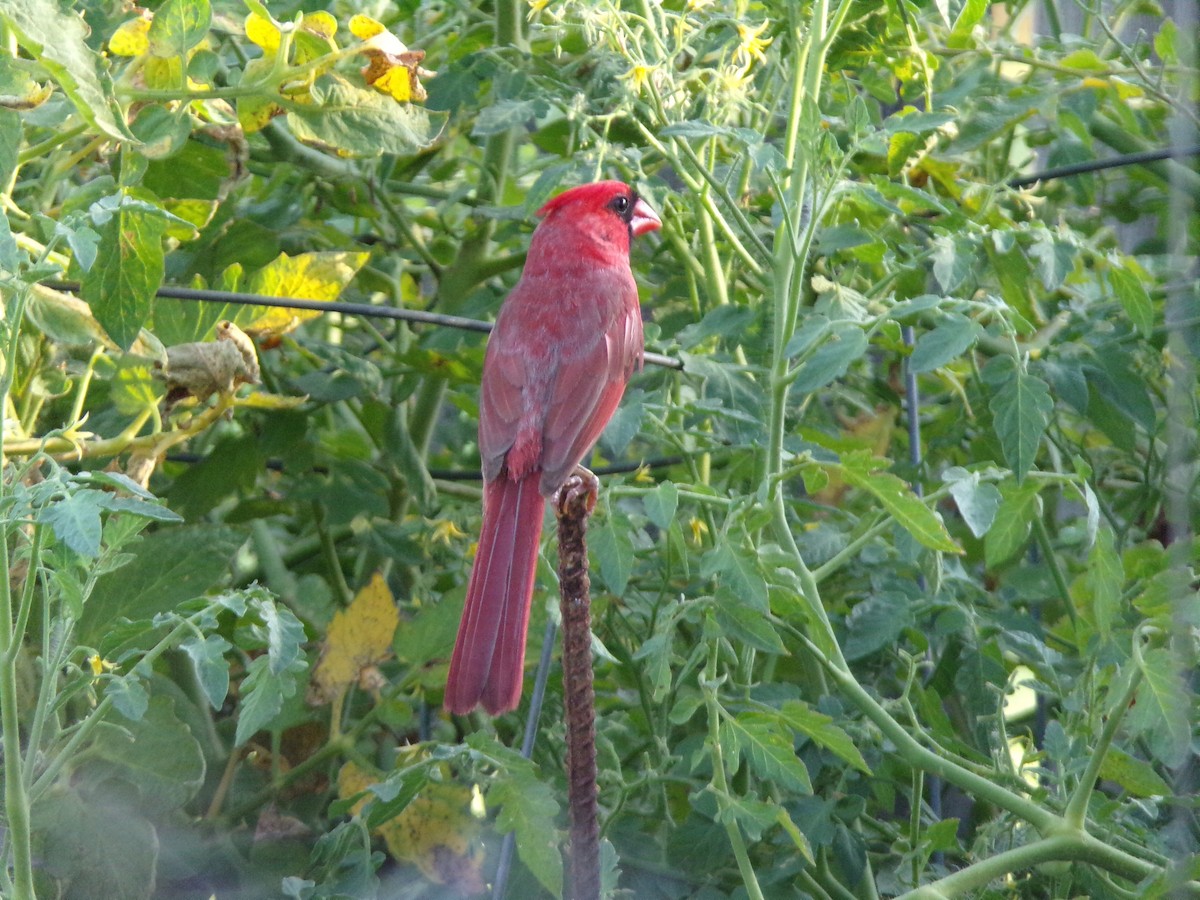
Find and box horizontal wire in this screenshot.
[163,450,691,479]
[41,281,685,371]
[1008,143,1200,188]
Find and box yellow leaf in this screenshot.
[302,10,338,40]
[366,63,414,102]
[245,11,280,52]
[109,15,151,56]
[338,760,486,894]
[351,17,430,104]
[238,250,370,336]
[312,572,400,702]
[349,14,387,40]
[361,47,429,102]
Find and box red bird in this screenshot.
[445,181,661,715]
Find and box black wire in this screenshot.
[40,281,684,371]
[163,451,691,479]
[1008,143,1200,188]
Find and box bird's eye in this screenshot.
[611,195,631,215]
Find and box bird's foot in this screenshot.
[553,465,599,518]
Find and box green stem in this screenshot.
[1031,514,1078,627]
[0,278,36,898]
[0,525,36,899]
[802,631,1057,833]
[1063,660,1142,829]
[702,633,765,900]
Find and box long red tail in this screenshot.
[444,476,545,714]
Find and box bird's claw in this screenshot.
[553,465,599,518]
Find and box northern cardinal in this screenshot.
[444,181,662,715]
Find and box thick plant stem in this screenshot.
[554,470,602,900]
[1,283,36,898]
[0,531,36,900]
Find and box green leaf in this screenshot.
[943,467,1002,537]
[633,629,676,702]
[483,747,563,898]
[2,0,136,142]
[887,131,921,177]
[147,0,212,58]
[1028,230,1074,291]
[784,314,831,358]
[779,700,871,774]
[38,490,104,557]
[986,241,1037,323]
[106,671,150,721]
[908,313,980,373]
[1108,260,1154,337]
[91,493,181,523]
[643,480,679,531]
[843,592,913,661]
[32,787,157,900]
[1084,526,1123,640]
[932,235,976,294]
[80,525,241,644]
[948,0,988,46]
[262,599,306,675]
[715,594,787,654]
[81,201,167,350]
[1098,746,1171,798]
[288,75,442,157]
[1128,647,1191,766]
[676,304,756,350]
[660,120,730,139]
[1058,48,1107,72]
[236,650,305,745]
[591,515,634,596]
[836,451,961,553]
[984,480,1041,568]
[472,97,550,136]
[182,634,232,710]
[775,807,816,864]
[724,713,812,793]
[790,322,868,394]
[0,194,18,272]
[714,792,778,842]
[82,696,206,815]
[1154,18,1179,64]
[983,355,1053,482]
[704,543,769,612]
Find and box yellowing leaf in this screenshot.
[366,61,414,102]
[142,55,185,91]
[109,16,152,56]
[312,572,399,702]
[349,14,387,40]
[236,57,285,133]
[338,760,486,894]
[245,11,280,52]
[302,11,337,40]
[293,12,339,68]
[350,16,430,103]
[238,250,370,336]
[361,47,429,103]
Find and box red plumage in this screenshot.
[445,181,661,715]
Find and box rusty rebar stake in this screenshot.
[553,468,601,900]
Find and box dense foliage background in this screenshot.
[1,0,1197,897]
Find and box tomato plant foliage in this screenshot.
[0,0,1197,898]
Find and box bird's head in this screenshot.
[533,181,661,260]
